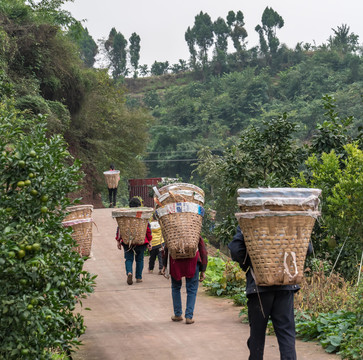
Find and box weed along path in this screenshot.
[72,208,340,360]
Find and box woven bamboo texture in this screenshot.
[115,216,149,246]
[63,205,93,257]
[236,212,317,286]
[103,170,120,189]
[158,212,202,259]
[64,205,93,221]
[239,204,316,212]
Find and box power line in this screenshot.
[143,159,199,162]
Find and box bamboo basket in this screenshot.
[62,205,93,257]
[154,183,205,207]
[103,170,120,189]
[112,207,154,246]
[156,202,204,259]
[235,188,322,286]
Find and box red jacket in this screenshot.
[162,237,208,281]
[115,223,152,246]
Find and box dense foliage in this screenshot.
[0,0,152,206]
[0,100,96,359]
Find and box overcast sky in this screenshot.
[63,0,363,68]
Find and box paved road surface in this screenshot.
[72,208,339,360]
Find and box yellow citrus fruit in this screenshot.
[30,189,38,196]
[41,206,48,213]
[24,179,31,186]
[18,249,26,258]
[17,181,25,187]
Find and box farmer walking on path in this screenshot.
[72,208,340,360]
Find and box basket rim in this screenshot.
[103,170,120,175]
[158,183,205,196]
[66,205,94,212]
[112,207,154,219]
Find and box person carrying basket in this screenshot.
[115,197,152,285]
[161,236,208,325]
[228,226,313,360]
[106,164,120,208]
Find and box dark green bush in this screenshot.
[0,100,96,359]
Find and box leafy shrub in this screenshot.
[0,100,96,359]
[204,256,246,304]
[296,310,362,359]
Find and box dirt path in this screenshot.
[72,208,340,360]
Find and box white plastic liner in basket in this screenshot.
[237,187,321,198]
[159,182,204,195]
[157,189,205,204]
[156,202,205,218]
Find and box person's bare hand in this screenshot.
[199,271,206,282]
[117,240,121,250]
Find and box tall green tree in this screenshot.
[255,7,284,63]
[105,27,128,79]
[192,11,214,72]
[185,26,197,70]
[226,10,248,53]
[212,17,229,75]
[68,24,98,67]
[129,32,141,78]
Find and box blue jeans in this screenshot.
[171,263,200,319]
[124,244,146,279]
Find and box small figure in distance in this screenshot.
[148,213,164,275]
[107,164,119,208]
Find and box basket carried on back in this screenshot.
[154,183,205,207]
[236,188,321,286]
[112,207,154,246]
[156,202,204,259]
[103,170,120,189]
[62,205,94,257]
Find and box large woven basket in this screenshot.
[112,207,154,246]
[236,187,322,286]
[62,205,93,257]
[154,183,205,207]
[156,202,204,259]
[103,170,120,189]
[236,211,319,286]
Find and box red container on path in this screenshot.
[128,178,162,208]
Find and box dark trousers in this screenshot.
[149,245,162,271]
[108,188,117,207]
[247,290,296,360]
